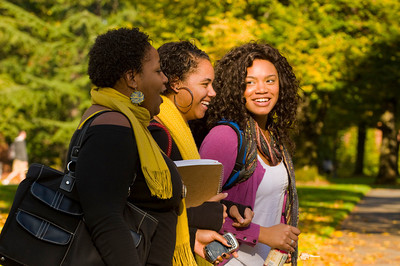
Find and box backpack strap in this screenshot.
[60,110,112,192]
[217,121,247,190]
[69,110,113,163]
[148,122,172,158]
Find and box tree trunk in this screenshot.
[375,99,398,184]
[354,121,366,176]
[396,130,400,176]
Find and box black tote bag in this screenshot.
[0,111,158,266]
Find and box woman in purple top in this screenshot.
[199,42,301,265]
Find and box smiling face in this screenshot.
[174,58,215,122]
[244,59,279,127]
[135,46,168,117]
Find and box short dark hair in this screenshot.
[207,42,300,149]
[158,41,210,93]
[88,27,151,87]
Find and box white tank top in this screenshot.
[226,154,288,265]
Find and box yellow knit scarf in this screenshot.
[91,88,196,266]
[157,96,213,266]
[156,96,200,160]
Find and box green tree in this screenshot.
[1,0,399,179]
[271,0,400,180]
[0,0,111,166]
[350,38,400,184]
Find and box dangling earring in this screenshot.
[130,88,144,105]
[174,87,193,114]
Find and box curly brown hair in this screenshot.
[207,42,300,149]
[157,41,210,93]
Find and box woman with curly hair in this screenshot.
[199,42,301,265]
[149,41,253,264]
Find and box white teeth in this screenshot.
[201,101,210,106]
[255,98,270,102]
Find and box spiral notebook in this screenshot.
[174,159,223,207]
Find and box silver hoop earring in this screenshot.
[130,90,144,104]
[174,87,194,114]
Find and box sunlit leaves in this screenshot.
[0,0,399,171]
[202,14,266,61]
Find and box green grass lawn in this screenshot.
[296,179,371,254]
[296,175,400,255]
[0,184,18,231]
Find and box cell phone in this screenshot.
[204,232,239,263]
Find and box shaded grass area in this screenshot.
[0,185,18,231]
[298,184,370,235]
[296,176,378,254]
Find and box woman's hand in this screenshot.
[207,193,228,224]
[194,229,238,264]
[229,205,254,228]
[258,224,301,253]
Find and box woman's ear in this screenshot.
[124,70,138,89]
[169,79,181,94]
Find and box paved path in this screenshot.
[313,188,400,265]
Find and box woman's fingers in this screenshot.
[207,192,228,202]
[222,204,227,224]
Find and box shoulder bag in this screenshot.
[0,111,158,266]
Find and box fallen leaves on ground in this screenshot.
[0,213,8,231]
[299,230,400,265]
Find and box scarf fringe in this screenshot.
[172,199,197,266]
[195,254,213,266]
[141,167,172,199]
[172,243,198,266]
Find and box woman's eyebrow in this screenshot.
[246,74,277,79]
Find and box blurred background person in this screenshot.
[0,132,11,181]
[2,130,28,185]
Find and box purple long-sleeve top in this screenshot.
[199,125,266,246]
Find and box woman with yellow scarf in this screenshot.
[148,41,254,264]
[77,28,226,265]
